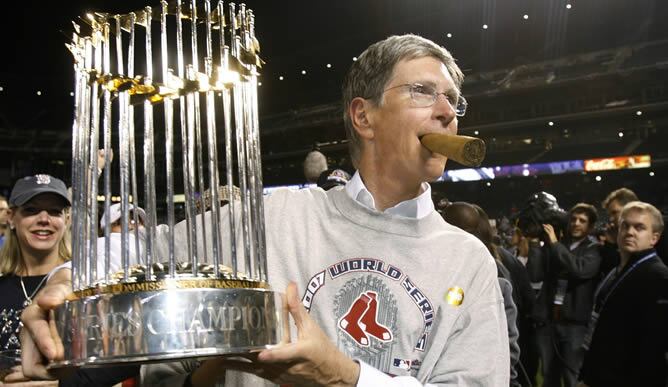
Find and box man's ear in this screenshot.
[651,231,660,247]
[349,97,374,140]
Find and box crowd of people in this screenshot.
[0,33,666,387]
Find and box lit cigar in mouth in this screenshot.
[420,133,486,167]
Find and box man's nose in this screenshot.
[433,95,457,127]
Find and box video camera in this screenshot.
[516,191,568,239]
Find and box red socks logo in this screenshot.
[338,291,393,347]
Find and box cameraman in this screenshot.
[526,203,602,387]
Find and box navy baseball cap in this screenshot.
[9,174,71,207]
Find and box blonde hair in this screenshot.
[0,210,71,276]
[620,201,665,234]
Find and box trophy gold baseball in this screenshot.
[53,0,287,367]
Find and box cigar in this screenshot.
[420,133,486,167]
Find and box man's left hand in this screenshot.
[222,282,360,387]
[1,365,58,386]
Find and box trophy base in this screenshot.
[50,280,287,368]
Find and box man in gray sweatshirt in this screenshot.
[21,34,509,386]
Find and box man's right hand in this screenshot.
[517,235,529,257]
[20,269,71,380]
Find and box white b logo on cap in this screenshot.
[35,174,51,185]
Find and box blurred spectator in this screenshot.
[578,201,668,387]
[526,203,601,387]
[442,201,522,386]
[599,188,638,276]
[499,227,538,387]
[0,174,68,386]
[303,150,328,183]
[316,168,351,191]
[601,188,667,271]
[96,203,146,277]
[511,226,528,264]
[0,195,8,249]
[496,216,515,252]
[195,185,241,214]
[434,197,451,217]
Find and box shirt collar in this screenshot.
[344,171,434,219]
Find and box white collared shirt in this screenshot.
[344,171,434,219]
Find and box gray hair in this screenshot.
[620,201,665,234]
[342,34,464,167]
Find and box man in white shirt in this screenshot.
[96,203,147,278]
[21,34,508,386]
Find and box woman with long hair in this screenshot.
[0,175,70,386]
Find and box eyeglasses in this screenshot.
[383,83,467,116]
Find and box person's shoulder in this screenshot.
[583,235,602,247]
[264,186,331,213]
[0,273,15,288]
[439,219,488,250]
[633,260,668,300]
[648,258,668,277]
[497,245,515,261]
[629,258,668,293]
[265,186,326,201]
[441,226,496,267]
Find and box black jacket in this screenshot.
[527,236,602,324]
[597,241,619,281]
[498,247,534,321]
[579,249,668,387]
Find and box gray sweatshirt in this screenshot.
[144,187,509,386]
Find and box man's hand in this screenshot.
[2,365,58,386]
[542,224,558,244]
[219,282,360,386]
[517,234,529,257]
[19,269,71,380]
[97,148,114,172]
[604,222,617,244]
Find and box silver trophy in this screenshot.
[53,0,287,367]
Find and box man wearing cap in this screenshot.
[317,168,352,191]
[95,203,147,278]
[21,34,508,386]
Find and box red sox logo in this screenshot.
[338,291,393,347]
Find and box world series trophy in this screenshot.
[53,0,287,367]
